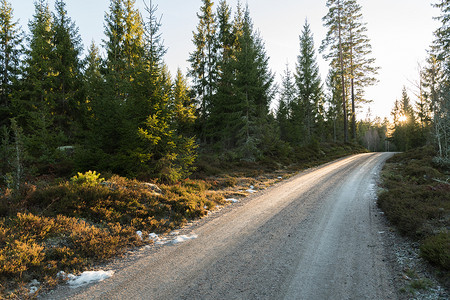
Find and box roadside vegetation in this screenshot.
[0,143,365,298]
[378,146,450,286]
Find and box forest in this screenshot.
[0,0,449,297]
[0,0,448,187]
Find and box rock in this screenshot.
[140,182,162,194]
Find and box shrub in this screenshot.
[70,170,104,187]
[0,239,44,276]
[420,232,450,270]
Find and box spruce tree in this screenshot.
[18,0,54,130]
[51,0,83,138]
[295,20,323,144]
[233,5,273,159]
[0,0,22,128]
[16,0,67,166]
[188,0,217,143]
[277,65,296,143]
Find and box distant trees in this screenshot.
[390,87,418,151]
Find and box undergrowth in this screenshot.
[0,142,366,298]
[378,146,450,277]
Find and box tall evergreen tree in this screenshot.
[188,0,217,143]
[0,0,22,128]
[51,0,83,138]
[17,0,65,166]
[431,0,450,160]
[321,0,348,142]
[232,5,273,159]
[277,65,296,143]
[208,0,241,150]
[295,20,323,144]
[344,0,379,140]
[17,0,54,130]
[321,0,378,142]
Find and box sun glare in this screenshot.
[398,115,407,123]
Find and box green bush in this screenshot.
[70,170,104,187]
[420,232,450,270]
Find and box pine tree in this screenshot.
[0,0,22,128]
[295,20,323,144]
[188,0,217,143]
[344,0,379,140]
[321,0,378,142]
[321,0,348,142]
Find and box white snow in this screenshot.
[225,198,240,203]
[136,231,143,240]
[246,189,256,193]
[67,270,115,287]
[28,279,40,294]
[277,176,283,179]
[155,238,170,245]
[149,232,158,240]
[171,234,198,244]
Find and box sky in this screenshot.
[10,0,441,120]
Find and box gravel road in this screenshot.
[44,152,399,300]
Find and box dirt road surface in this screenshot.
[44,152,399,300]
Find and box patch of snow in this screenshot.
[250,185,254,189]
[277,176,283,179]
[149,232,158,240]
[155,239,170,245]
[136,231,143,240]
[246,189,256,193]
[68,270,115,287]
[378,231,385,234]
[225,198,240,203]
[172,234,198,244]
[28,279,40,294]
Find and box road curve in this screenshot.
[44,152,398,300]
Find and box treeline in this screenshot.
[189,0,379,155]
[387,0,449,161]
[0,0,381,188]
[0,0,197,186]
